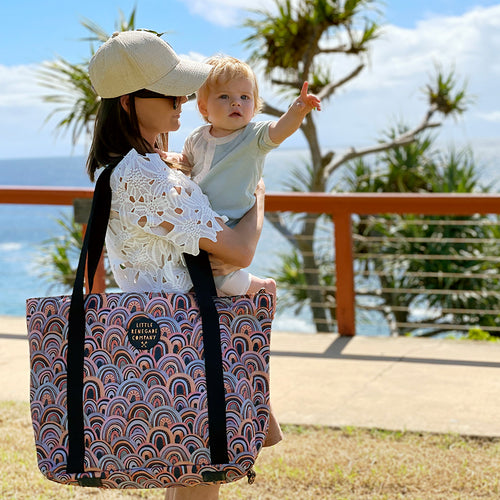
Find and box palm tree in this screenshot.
[37,8,138,146]
[245,0,470,331]
[37,212,117,292]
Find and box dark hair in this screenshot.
[86,96,168,181]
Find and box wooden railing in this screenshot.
[2,185,500,336]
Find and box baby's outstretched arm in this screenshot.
[268,82,321,144]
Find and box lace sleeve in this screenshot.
[111,151,228,256]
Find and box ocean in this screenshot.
[1,143,499,334]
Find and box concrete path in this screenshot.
[2,315,500,437]
[269,332,500,437]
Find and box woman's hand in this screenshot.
[209,255,242,276]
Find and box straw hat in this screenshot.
[89,30,211,98]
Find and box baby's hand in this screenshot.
[295,81,321,113]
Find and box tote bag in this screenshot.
[26,166,274,488]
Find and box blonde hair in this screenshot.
[197,55,263,122]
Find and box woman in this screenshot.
[87,31,282,500]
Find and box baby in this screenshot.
[168,55,321,296]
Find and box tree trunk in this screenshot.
[297,213,332,332]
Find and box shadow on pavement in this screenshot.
[272,335,500,369]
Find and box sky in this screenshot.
[1,0,500,162]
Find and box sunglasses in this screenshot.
[131,89,179,109]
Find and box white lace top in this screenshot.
[105,149,227,293]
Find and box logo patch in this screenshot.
[127,316,161,350]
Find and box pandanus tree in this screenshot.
[244,0,469,331]
[342,131,499,337]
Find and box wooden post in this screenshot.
[333,212,356,336]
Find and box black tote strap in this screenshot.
[67,166,113,473]
[66,166,228,473]
[183,252,229,464]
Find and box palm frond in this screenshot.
[38,57,99,144]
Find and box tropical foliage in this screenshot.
[37,9,138,145]
[345,138,500,336]
[244,0,471,332]
[37,213,83,290]
[37,213,116,292]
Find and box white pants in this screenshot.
[214,269,252,295]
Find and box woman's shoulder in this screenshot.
[113,149,183,178]
[111,149,199,191]
[115,149,163,170]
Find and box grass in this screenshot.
[2,401,500,499]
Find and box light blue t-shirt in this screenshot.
[182,121,279,227]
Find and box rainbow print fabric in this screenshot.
[26,291,274,488]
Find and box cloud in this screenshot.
[179,0,270,27]
[0,64,75,158]
[343,5,500,93]
[0,64,45,106]
[477,111,500,123]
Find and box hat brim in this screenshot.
[146,58,212,96]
